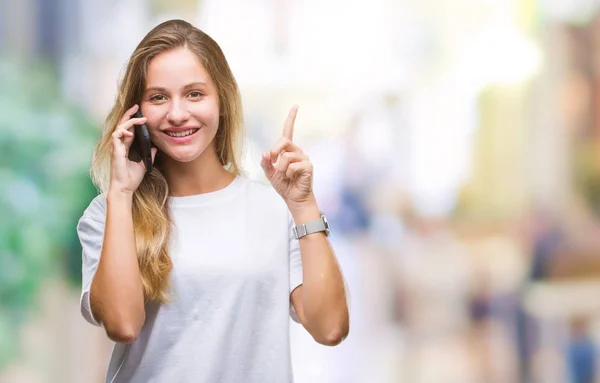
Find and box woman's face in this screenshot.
[141,47,220,164]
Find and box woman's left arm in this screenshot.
[261,105,349,346]
[289,199,349,346]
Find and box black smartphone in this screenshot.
[133,110,153,173]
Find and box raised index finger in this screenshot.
[282,105,298,141]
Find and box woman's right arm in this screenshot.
[89,104,156,344]
[91,190,145,344]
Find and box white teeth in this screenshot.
[166,129,197,138]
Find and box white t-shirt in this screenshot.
[77,176,304,383]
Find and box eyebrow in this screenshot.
[145,82,207,93]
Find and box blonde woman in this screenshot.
[77,19,349,383]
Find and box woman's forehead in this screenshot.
[146,47,211,89]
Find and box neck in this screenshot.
[161,146,236,197]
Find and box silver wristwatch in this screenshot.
[293,214,330,239]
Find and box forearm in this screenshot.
[91,190,145,342]
[290,199,349,340]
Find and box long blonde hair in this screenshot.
[90,20,243,302]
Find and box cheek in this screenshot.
[192,101,220,126]
[141,107,166,132]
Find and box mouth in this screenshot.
[163,128,200,138]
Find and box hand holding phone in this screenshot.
[133,111,153,174]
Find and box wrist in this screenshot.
[288,196,321,224]
[107,187,134,205]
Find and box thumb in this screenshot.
[260,152,275,178]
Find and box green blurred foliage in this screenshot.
[574,140,600,215]
[149,0,200,15]
[0,58,99,367]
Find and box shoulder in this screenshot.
[238,176,289,215]
[240,176,281,202]
[76,194,107,241]
[80,194,107,223]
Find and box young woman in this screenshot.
[77,19,349,382]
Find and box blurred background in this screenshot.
[3,0,600,382]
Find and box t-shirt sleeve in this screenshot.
[76,195,107,327]
[288,211,303,323]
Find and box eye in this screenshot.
[149,94,167,102]
[188,91,204,99]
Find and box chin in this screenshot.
[160,145,210,163]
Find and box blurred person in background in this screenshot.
[516,210,564,381]
[76,19,349,383]
[567,317,596,383]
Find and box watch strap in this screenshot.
[293,215,329,239]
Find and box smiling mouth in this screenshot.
[164,128,199,138]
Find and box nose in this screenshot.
[167,99,190,126]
